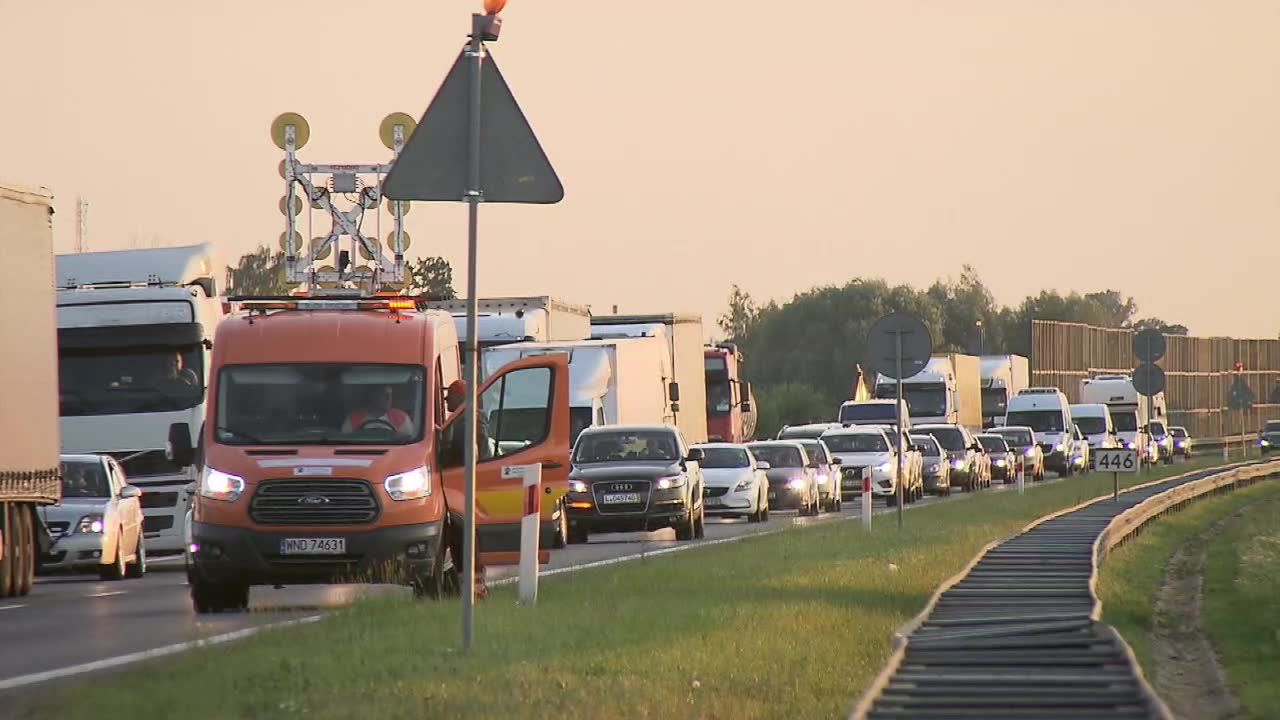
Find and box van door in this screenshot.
[439,353,570,566]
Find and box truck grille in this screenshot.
[143,516,175,533]
[250,480,380,526]
[140,491,179,509]
[591,480,651,515]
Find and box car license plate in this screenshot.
[705,497,723,507]
[279,538,346,555]
[601,492,641,504]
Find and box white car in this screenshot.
[795,438,843,511]
[694,443,771,522]
[821,426,923,505]
[40,454,146,580]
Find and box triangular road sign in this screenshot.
[383,45,563,204]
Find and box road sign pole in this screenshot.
[460,13,487,653]
[895,332,904,530]
[1113,471,1119,502]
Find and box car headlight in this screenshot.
[995,459,1006,467]
[1055,442,1067,452]
[77,514,104,534]
[569,479,589,493]
[734,477,754,491]
[815,472,829,485]
[655,475,686,490]
[928,463,939,472]
[1176,441,1186,448]
[951,459,965,469]
[876,462,892,473]
[1123,441,1135,449]
[1261,439,1271,447]
[199,467,246,502]
[1024,448,1035,457]
[787,477,806,490]
[384,465,431,501]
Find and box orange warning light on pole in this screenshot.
[484,0,506,14]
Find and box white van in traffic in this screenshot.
[1069,403,1118,465]
[1004,388,1075,475]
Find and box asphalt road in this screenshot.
[0,470,1074,698]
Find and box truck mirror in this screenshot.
[167,423,195,467]
[668,382,680,403]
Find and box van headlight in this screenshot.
[199,467,245,502]
[384,466,431,501]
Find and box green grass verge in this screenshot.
[1097,476,1280,720]
[29,459,1224,720]
[1202,483,1280,720]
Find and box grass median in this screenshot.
[29,458,1224,720]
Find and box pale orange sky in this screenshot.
[4,1,1279,337]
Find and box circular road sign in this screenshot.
[1134,328,1167,363]
[1133,363,1166,396]
[866,312,933,380]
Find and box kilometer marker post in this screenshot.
[862,467,872,529]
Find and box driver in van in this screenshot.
[342,385,414,435]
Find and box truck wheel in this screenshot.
[126,535,147,579]
[99,532,126,581]
[191,578,250,613]
[15,506,33,596]
[0,505,13,598]
[675,504,696,538]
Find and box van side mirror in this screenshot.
[167,423,195,467]
[119,485,142,500]
[686,447,704,463]
[741,399,753,414]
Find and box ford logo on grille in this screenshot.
[610,483,634,492]
[298,495,330,505]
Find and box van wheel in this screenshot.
[551,501,568,549]
[125,535,147,579]
[414,532,460,600]
[191,577,250,613]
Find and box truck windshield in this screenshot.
[59,460,110,498]
[823,434,888,453]
[879,383,947,417]
[839,404,896,424]
[58,345,204,417]
[1005,411,1064,433]
[981,388,1007,419]
[699,447,750,468]
[706,379,732,416]
[1113,412,1139,432]
[215,364,424,446]
[747,444,803,468]
[573,431,679,463]
[1075,416,1107,435]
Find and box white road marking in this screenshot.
[86,591,127,598]
[0,615,323,691]
[0,605,26,612]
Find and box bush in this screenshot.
[753,382,832,439]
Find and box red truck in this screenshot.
[704,343,756,443]
[178,295,571,612]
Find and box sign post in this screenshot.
[1096,448,1139,501]
[866,313,933,531]
[383,1,564,652]
[1133,329,1167,474]
[1017,454,1025,494]
[861,467,872,530]
[1227,362,1254,460]
[503,463,542,606]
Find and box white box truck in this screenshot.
[425,296,592,351]
[482,337,675,444]
[590,313,709,444]
[875,353,982,430]
[979,355,1030,428]
[1,183,61,598]
[55,244,223,555]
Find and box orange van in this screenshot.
[173,296,570,613]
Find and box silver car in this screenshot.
[40,455,146,580]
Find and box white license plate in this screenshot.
[705,497,723,507]
[279,538,346,555]
[601,492,641,504]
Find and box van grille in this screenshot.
[249,480,379,526]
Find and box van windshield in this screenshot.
[1113,412,1139,432]
[1005,410,1064,433]
[1075,416,1107,435]
[839,403,897,424]
[824,434,888,453]
[215,364,424,445]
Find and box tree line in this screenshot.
[226,246,457,298]
[719,266,1188,438]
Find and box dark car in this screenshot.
[565,425,705,543]
[911,434,951,496]
[976,434,1016,483]
[745,441,820,516]
[990,425,1045,482]
[1260,420,1280,455]
[914,424,990,492]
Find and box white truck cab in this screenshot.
[55,244,222,555]
[1004,388,1075,475]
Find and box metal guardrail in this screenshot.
[849,460,1280,720]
